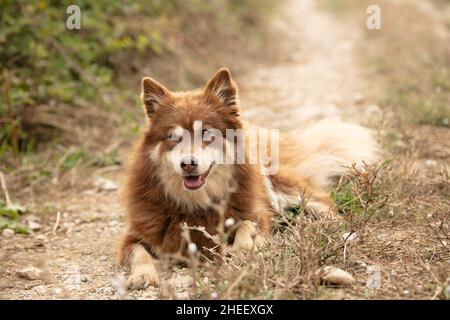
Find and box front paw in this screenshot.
[231,235,254,252]
[127,266,160,291]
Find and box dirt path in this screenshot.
[239,0,370,129]
[1,0,378,299]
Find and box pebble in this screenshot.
[365,104,382,117]
[94,177,119,191]
[99,255,108,262]
[425,159,437,167]
[342,232,358,242]
[35,235,46,246]
[28,221,42,231]
[168,275,193,288]
[316,266,355,286]
[2,228,15,238]
[52,287,63,295]
[81,275,92,283]
[353,93,365,104]
[98,286,115,296]
[32,285,47,295]
[444,286,450,299]
[17,266,43,280]
[443,118,449,127]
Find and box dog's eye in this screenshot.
[167,134,183,142]
[202,129,216,143]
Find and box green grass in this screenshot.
[59,149,87,172]
[331,181,364,216]
[0,202,30,234]
[1,0,275,162]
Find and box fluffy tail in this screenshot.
[291,119,380,189]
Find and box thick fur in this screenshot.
[118,68,379,289]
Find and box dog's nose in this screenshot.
[180,156,198,173]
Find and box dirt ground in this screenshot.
[0,0,448,299]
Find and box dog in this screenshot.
[118,68,379,290]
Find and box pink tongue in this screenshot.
[184,176,203,188]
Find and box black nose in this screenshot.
[180,155,198,173]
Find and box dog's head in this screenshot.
[140,68,242,209]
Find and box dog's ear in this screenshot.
[141,77,170,117]
[204,68,238,111]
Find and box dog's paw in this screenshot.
[231,235,254,252]
[127,266,160,291]
[230,234,264,252]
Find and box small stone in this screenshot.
[26,214,40,222]
[168,275,193,288]
[35,235,46,246]
[81,275,92,283]
[17,266,43,280]
[99,255,108,262]
[353,93,365,104]
[94,177,119,191]
[52,287,63,295]
[28,221,42,231]
[444,286,450,299]
[425,159,437,167]
[109,220,119,227]
[365,104,382,117]
[2,228,15,238]
[32,285,47,295]
[342,232,358,242]
[316,266,355,286]
[98,286,114,296]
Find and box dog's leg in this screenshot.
[124,243,160,290]
[231,220,264,251]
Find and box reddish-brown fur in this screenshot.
[119,69,273,265]
[118,68,378,290]
[118,67,380,276]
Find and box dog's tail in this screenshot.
[289,119,380,189]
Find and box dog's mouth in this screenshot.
[182,168,211,190]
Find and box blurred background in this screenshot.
[0,0,275,167]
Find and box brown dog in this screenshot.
[118,68,378,290]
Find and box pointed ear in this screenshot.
[204,68,238,109]
[140,77,170,117]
